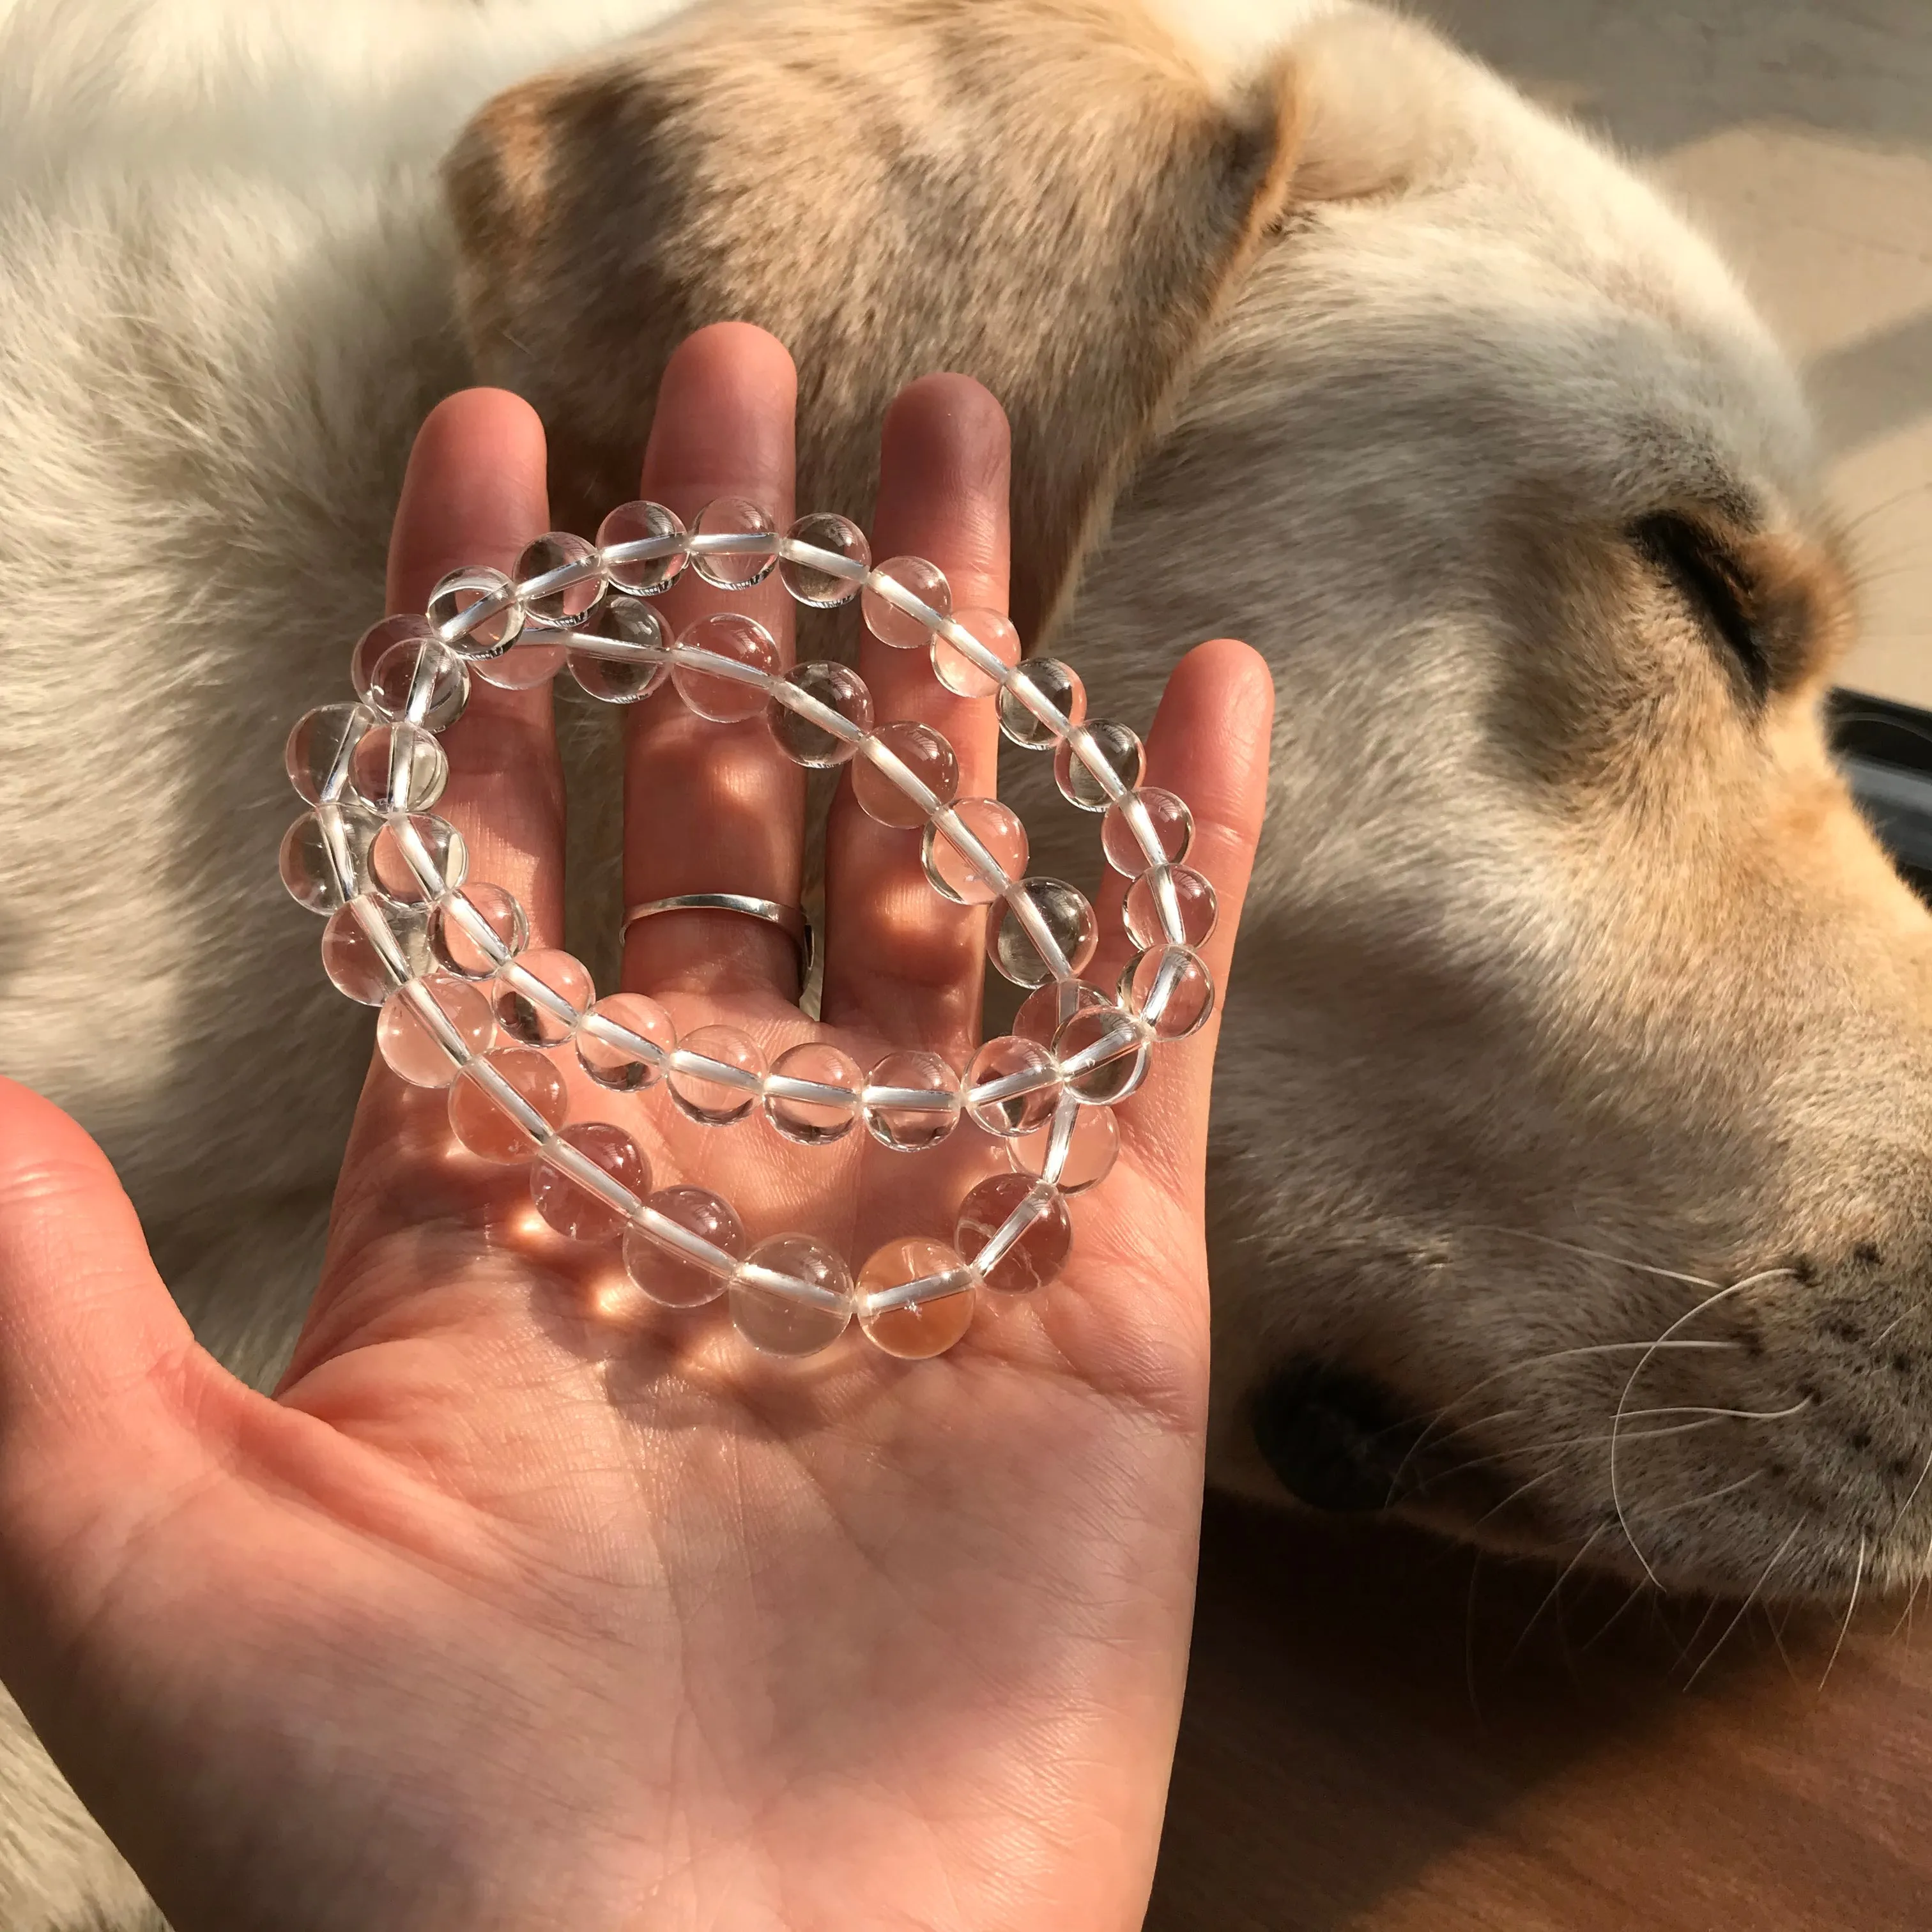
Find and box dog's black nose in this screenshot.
[1250,1359,1426,1512]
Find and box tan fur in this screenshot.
[1,0,1927,1921]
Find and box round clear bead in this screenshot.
[624,1186,744,1308]
[862,556,950,648]
[1123,864,1218,950]
[921,799,1027,905]
[1054,721,1146,811]
[576,992,677,1091]
[965,1034,1061,1137]
[321,896,431,1006]
[986,879,1098,987]
[763,1041,863,1145]
[286,702,373,806]
[376,972,495,1089]
[1009,1098,1119,1193]
[671,612,781,723]
[954,1173,1071,1295]
[1101,787,1194,874]
[428,883,527,978]
[348,721,447,813]
[1120,945,1215,1041]
[857,1237,976,1359]
[597,500,687,596]
[532,1123,649,1243]
[368,813,466,905]
[1054,1003,1150,1106]
[996,659,1086,749]
[862,1050,961,1151]
[691,496,778,588]
[447,1046,569,1163]
[767,661,872,767]
[364,637,469,731]
[568,595,666,703]
[279,806,375,914]
[428,566,523,658]
[1013,977,1108,1046]
[852,721,959,828]
[670,1024,765,1125]
[516,531,604,629]
[490,947,594,1048]
[351,615,433,702]
[779,512,870,606]
[732,1234,853,1357]
[932,607,1021,699]
[472,634,566,691]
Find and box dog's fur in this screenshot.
[2,0,1926,1920]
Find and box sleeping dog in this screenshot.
[0,0,1919,1920]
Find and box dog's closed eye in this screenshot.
[1630,511,1771,704]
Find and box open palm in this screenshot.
[0,325,1272,1932]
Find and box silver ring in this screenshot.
[622,893,814,980]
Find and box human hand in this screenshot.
[0,323,1273,1932]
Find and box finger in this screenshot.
[621,324,802,1000]
[1094,639,1275,1174]
[0,1080,211,1498]
[820,375,1011,1054]
[387,390,564,946]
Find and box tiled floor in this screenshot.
[1413,0,1932,706]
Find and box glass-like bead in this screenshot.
[965,1035,1060,1137]
[348,721,447,813]
[852,721,958,829]
[567,595,666,704]
[1010,1098,1119,1193]
[1055,1003,1149,1106]
[763,1041,862,1145]
[862,1050,961,1151]
[921,799,1027,905]
[597,500,687,596]
[1101,787,1194,874]
[428,566,523,657]
[767,661,872,767]
[954,1173,1072,1295]
[286,702,372,806]
[1013,977,1108,1047]
[472,634,566,691]
[691,496,778,588]
[321,897,431,1006]
[351,615,433,703]
[1123,864,1218,951]
[447,1046,569,1163]
[779,512,870,606]
[429,883,527,978]
[576,992,676,1091]
[364,636,469,732]
[1120,945,1215,1041]
[671,611,781,723]
[376,972,494,1089]
[996,659,1086,749]
[279,806,374,914]
[1053,721,1146,811]
[932,608,1021,700]
[857,1238,976,1359]
[516,532,604,629]
[532,1122,649,1243]
[986,878,1098,987]
[368,813,466,905]
[670,1024,765,1125]
[731,1234,853,1357]
[491,947,594,1048]
[624,1186,742,1308]
[862,555,951,649]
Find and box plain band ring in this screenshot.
[622,893,815,980]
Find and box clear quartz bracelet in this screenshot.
[279,500,1216,1360]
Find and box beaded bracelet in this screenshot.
[279,498,1216,1360]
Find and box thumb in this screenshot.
[0,1077,206,1478]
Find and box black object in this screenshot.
[1832,688,1932,901]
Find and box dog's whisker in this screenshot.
[1471,1225,1723,1290]
[1820,1535,1868,1690]
[1623,1469,1763,1522]
[1685,1523,1802,1690]
[1506,1524,1607,1669]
